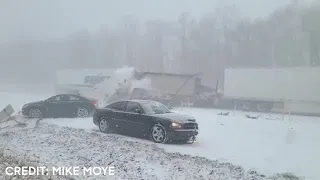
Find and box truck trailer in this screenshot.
[215,67,320,115]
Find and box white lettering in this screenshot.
[109,166,115,176]
[14,167,21,175]
[83,167,91,175]
[92,167,101,175]
[82,166,115,176]
[5,167,13,175]
[5,166,47,176]
[73,167,80,176]
[39,167,46,175]
[28,167,36,175]
[100,166,108,175]
[52,167,62,175]
[65,167,72,175]
[21,167,28,176]
[21,166,114,176]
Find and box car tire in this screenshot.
[29,108,43,118]
[76,107,89,118]
[150,124,168,144]
[99,117,110,133]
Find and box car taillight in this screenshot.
[92,100,98,107]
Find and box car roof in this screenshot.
[119,99,159,104]
[106,99,163,107]
[54,94,89,99]
[55,93,82,97]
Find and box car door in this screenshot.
[105,101,128,133]
[45,95,70,117]
[65,95,89,117]
[66,94,93,117]
[124,101,151,137]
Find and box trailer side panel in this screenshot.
[223,67,320,102]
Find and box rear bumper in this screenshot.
[167,129,198,141]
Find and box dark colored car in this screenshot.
[93,99,198,144]
[22,94,97,118]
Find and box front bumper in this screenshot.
[21,109,29,116]
[93,113,99,126]
[167,129,198,141]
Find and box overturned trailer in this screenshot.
[54,68,138,104]
[128,71,201,106]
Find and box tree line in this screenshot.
[0,1,319,85]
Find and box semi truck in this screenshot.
[214,67,320,115]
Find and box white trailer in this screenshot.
[220,67,320,115]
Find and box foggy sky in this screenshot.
[1,0,292,42]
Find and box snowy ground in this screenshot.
[1,119,295,180]
[0,91,319,180]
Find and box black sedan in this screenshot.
[93,99,199,144]
[22,94,97,118]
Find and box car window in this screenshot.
[47,95,61,102]
[60,95,69,101]
[106,101,126,111]
[68,95,80,101]
[126,101,142,113]
[140,101,171,114]
[47,95,69,102]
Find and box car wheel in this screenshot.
[77,107,89,118]
[150,124,168,144]
[99,117,110,133]
[29,108,43,118]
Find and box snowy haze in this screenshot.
[0,2,319,180]
[0,0,292,42]
[0,0,298,86]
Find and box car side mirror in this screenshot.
[135,109,142,114]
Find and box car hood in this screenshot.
[152,112,196,123]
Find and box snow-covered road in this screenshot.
[1,91,319,180]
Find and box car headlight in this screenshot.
[170,122,182,128]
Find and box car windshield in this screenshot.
[140,101,171,114]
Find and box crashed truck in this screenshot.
[213,67,320,116]
[54,68,136,106]
[54,67,203,107]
